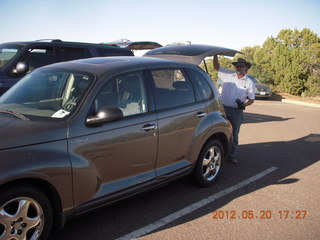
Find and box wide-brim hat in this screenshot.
[232,58,252,69]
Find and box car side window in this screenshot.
[188,69,213,100]
[60,47,91,61]
[94,71,148,117]
[96,47,133,56]
[21,47,56,71]
[150,69,195,110]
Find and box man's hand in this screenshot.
[236,99,246,110]
[245,99,254,107]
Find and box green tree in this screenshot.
[248,28,320,96]
[272,28,320,95]
[201,28,320,97]
[254,37,277,85]
[303,42,320,96]
[200,56,233,82]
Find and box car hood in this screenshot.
[0,116,67,150]
[144,44,242,65]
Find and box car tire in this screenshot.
[192,139,224,187]
[0,185,53,240]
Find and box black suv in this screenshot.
[0,39,134,95]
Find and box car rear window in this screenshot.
[187,69,213,100]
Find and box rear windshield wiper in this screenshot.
[0,109,30,120]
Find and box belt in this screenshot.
[224,105,237,109]
[223,105,243,111]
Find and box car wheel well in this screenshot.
[0,178,63,228]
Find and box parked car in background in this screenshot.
[248,75,272,99]
[217,76,272,99]
[0,39,134,95]
[0,55,232,239]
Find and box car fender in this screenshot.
[0,140,74,214]
[187,111,232,166]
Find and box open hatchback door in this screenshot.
[103,40,162,50]
[144,44,242,72]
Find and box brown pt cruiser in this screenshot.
[0,44,237,239]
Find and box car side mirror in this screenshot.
[12,62,29,74]
[86,106,123,126]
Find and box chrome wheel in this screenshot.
[202,146,221,181]
[192,139,224,187]
[0,186,52,240]
[0,197,44,240]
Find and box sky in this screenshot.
[1,0,319,52]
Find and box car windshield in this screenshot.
[0,68,93,120]
[248,76,259,83]
[0,44,21,68]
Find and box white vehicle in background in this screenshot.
[248,76,272,99]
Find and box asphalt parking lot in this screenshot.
[49,99,320,240]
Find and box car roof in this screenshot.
[0,40,133,50]
[42,56,200,78]
[2,40,96,46]
[144,44,242,65]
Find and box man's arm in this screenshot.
[245,78,255,107]
[213,54,220,71]
[245,99,254,106]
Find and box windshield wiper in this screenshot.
[0,109,30,120]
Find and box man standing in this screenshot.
[213,55,255,164]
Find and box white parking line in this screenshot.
[116,167,278,240]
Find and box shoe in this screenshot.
[228,156,238,164]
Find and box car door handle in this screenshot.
[141,124,157,131]
[196,112,207,118]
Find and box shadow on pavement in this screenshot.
[48,134,320,240]
[243,112,294,124]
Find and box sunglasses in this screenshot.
[236,65,246,68]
